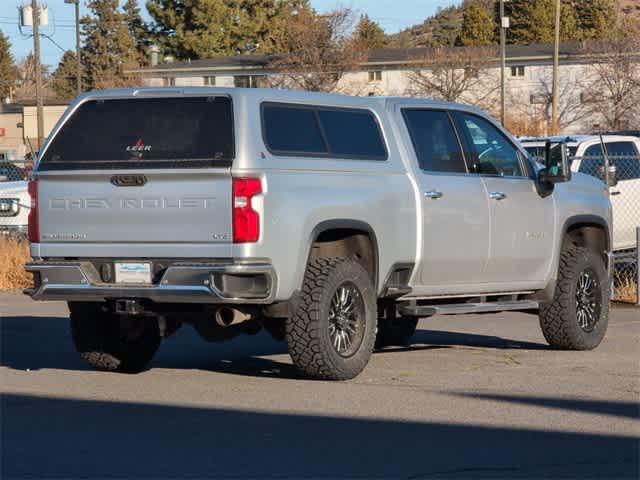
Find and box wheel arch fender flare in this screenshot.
[298,219,381,293]
[560,214,612,253]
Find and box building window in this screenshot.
[530,93,547,105]
[234,75,266,88]
[163,77,175,86]
[510,65,525,77]
[368,71,382,82]
[203,76,216,86]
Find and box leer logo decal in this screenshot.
[126,138,152,158]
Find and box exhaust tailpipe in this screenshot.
[215,307,253,327]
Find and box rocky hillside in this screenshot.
[390,0,639,49]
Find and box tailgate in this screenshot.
[38,170,231,245]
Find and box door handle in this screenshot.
[424,190,443,199]
[611,191,621,196]
[489,191,507,200]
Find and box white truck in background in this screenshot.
[0,181,29,237]
[521,135,640,252]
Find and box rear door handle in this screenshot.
[424,190,443,199]
[489,191,507,200]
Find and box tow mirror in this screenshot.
[539,141,571,184]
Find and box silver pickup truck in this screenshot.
[25,88,613,380]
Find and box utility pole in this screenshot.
[551,0,561,135]
[500,0,507,126]
[74,0,81,95]
[64,0,81,95]
[31,0,44,150]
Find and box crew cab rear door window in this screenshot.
[39,96,234,170]
[402,109,466,173]
[262,103,387,160]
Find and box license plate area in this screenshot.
[114,262,152,284]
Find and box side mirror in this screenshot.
[539,141,571,184]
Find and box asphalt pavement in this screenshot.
[1,292,638,479]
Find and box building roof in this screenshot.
[144,54,271,72]
[1,99,70,113]
[135,42,595,75]
[366,42,584,64]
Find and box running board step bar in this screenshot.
[398,300,539,317]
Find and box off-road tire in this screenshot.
[285,258,377,380]
[539,245,609,350]
[376,316,418,349]
[69,302,161,373]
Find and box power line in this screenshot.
[41,33,67,52]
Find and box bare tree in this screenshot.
[537,72,591,131]
[13,54,54,101]
[506,68,590,135]
[406,46,500,113]
[579,31,640,130]
[266,8,365,92]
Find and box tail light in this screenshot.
[232,177,261,243]
[28,178,39,243]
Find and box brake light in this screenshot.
[232,177,261,243]
[28,178,39,243]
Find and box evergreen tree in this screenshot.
[430,5,463,47]
[573,0,618,40]
[505,0,578,44]
[146,0,311,60]
[81,0,140,89]
[51,50,78,100]
[458,1,494,46]
[123,0,149,64]
[0,30,16,101]
[356,14,387,49]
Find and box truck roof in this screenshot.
[73,87,492,118]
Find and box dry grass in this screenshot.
[0,237,32,290]
[614,275,638,304]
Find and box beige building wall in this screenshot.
[0,112,26,160]
[22,105,68,148]
[341,63,598,135]
[134,58,637,135]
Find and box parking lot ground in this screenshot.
[1,292,639,479]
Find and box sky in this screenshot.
[1,0,460,69]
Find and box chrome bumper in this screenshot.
[24,261,277,304]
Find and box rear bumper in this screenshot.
[24,261,277,304]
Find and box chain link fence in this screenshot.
[0,159,32,239]
[571,153,639,305]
